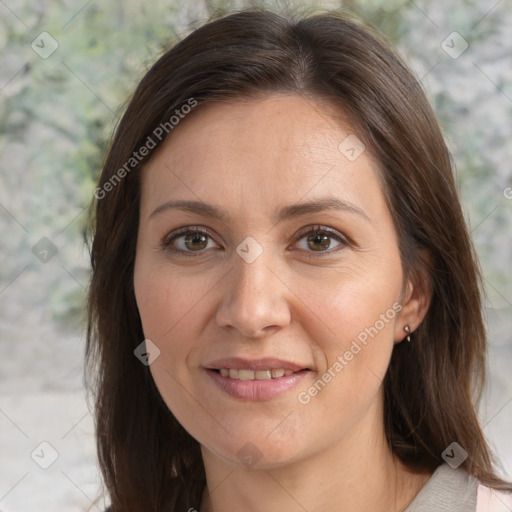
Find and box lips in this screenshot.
[204,357,312,400]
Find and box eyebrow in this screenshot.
[149,196,371,224]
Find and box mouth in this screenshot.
[205,357,311,377]
[212,368,303,380]
[204,357,312,401]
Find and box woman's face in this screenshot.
[134,94,410,468]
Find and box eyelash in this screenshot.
[160,225,351,258]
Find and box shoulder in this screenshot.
[476,484,512,511]
[405,463,479,511]
[406,463,512,512]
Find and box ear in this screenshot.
[394,249,433,343]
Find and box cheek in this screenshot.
[306,259,402,350]
[134,261,212,342]
[326,281,400,349]
[134,264,212,434]
[134,260,217,386]
[133,260,208,402]
[295,260,402,408]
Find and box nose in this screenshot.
[215,246,291,338]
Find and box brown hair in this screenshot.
[85,7,512,511]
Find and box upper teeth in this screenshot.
[219,368,295,380]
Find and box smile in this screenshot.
[205,368,310,401]
[218,368,295,380]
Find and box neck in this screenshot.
[198,404,432,512]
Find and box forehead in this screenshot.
[139,94,385,222]
[146,93,357,168]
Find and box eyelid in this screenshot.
[293,224,349,244]
[162,225,214,245]
[290,224,351,256]
[161,225,220,256]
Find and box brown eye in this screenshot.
[293,225,348,256]
[306,232,332,251]
[161,227,219,256]
[183,232,208,251]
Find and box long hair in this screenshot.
[85,8,512,511]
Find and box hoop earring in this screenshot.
[404,325,411,342]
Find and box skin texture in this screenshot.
[133,94,433,512]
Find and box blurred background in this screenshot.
[0,0,511,510]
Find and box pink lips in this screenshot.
[204,357,311,401]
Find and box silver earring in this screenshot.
[404,325,411,342]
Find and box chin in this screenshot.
[199,428,311,470]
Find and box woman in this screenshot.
[85,8,512,511]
